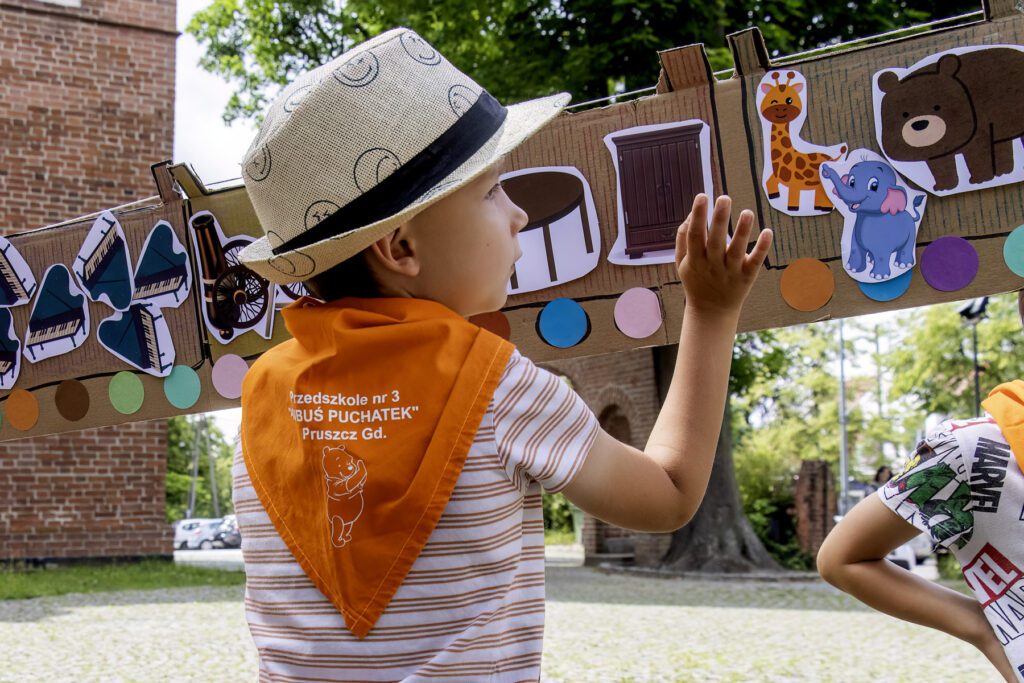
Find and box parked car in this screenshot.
[214,515,241,549]
[186,518,225,550]
[174,518,219,550]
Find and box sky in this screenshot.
[174,0,256,185]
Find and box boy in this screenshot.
[818,291,1024,682]
[235,28,772,681]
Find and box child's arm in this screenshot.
[818,495,1015,681]
[561,194,771,532]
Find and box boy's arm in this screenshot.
[561,194,770,532]
[818,495,1015,681]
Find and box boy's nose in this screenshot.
[510,200,528,234]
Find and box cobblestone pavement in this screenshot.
[0,564,997,682]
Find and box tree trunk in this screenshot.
[653,346,779,572]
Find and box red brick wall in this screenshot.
[794,459,836,556]
[0,0,177,232]
[0,0,177,561]
[0,423,170,560]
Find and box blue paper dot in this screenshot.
[858,269,913,302]
[537,298,589,348]
[163,365,202,409]
[1005,225,1024,277]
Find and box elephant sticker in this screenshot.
[820,150,926,284]
[872,45,1024,195]
[322,445,367,548]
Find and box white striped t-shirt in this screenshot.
[233,349,599,682]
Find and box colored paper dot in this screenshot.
[468,311,511,340]
[212,354,249,400]
[859,269,913,302]
[1005,225,1024,277]
[109,371,145,414]
[614,288,663,339]
[779,258,834,312]
[164,365,202,409]
[55,380,90,422]
[537,298,589,348]
[5,389,38,431]
[920,236,978,292]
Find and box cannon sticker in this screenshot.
[188,210,277,344]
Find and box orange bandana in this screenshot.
[982,379,1024,473]
[240,297,514,638]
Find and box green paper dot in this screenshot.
[1005,225,1024,278]
[164,365,201,410]
[109,372,144,415]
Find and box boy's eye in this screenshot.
[486,181,503,199]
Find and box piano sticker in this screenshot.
[97,302,174,377]
[0,237,37,308]
[0,308,22,390]
[189,210,276,344]
[133,221,193,309]
[73,211,135,311]
[24,264,90,363]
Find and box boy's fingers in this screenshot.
[675,215,690,261]
[686,194,708,258]
[707,195,731,259]
[742,228,774,275]
[727,210,754,262]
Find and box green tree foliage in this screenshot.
[187,0,981,123]
[166,416,236,522]
[888,292,1024,419]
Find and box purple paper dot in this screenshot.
[920,236,979,292]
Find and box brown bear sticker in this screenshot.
[873,46,1024,195]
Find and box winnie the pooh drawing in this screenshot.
[321,445,367,548]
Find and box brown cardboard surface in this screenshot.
[1,11,1023,442]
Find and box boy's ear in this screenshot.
[367,225,420,277]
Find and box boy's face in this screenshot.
[404,163,528,317]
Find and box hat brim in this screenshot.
[239,92,571,285]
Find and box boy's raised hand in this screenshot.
[676,194,772,316]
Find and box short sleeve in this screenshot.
[491,350,599,492]
[878,422,975,551]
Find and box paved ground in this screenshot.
[0,549,996,682]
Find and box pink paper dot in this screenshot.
[614,288,663,339]
[212,354,249,400]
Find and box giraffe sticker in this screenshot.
[756,70,848,216]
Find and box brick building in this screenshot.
[545,349,671,563]
[0,0,177,562]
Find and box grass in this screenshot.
[544,528,577,545]
[0,559,245,601]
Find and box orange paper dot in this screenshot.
[468,311,511,340]
[6,389,39,431]
[780,258,834,312]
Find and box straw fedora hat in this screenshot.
[238,27,570,285]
